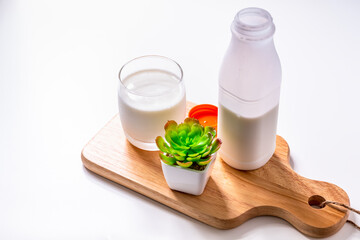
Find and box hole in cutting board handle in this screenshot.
[308,195,326,209]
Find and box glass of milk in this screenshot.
[118,55,186,151]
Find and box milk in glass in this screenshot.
[118,56,186,151]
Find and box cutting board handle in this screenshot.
[225,136,350,237]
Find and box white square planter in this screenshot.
[160,154,217,195]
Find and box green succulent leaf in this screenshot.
[201,146,211,157]
[177,123,191,134]
[170,130,182,145]
[198,156,212,166]
[184,118,199,125]
[187,151,200,158]
[185,136,191,145]
[160,153,176,165]
[190,133,212,150]
[174,154,186,161]
[188,145,207,157]
[164,120,178,131]
[155,136,170,154]
[165,130,189,150]
[199,145,210,154]
[190,135,200,145]
[178,130,187,144]
[164,130,172,144]
[186,155,201,162]
[171,149,187,157]
[188,123,204,139]
[176,161,192,168]
[204,126,216,138]
[209,138,222,155]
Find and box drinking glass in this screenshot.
[118,55,186,151]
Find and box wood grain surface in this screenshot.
[81,102,349,238]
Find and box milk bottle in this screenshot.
[218,8,282,170]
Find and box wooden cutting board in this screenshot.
[81,102,349,238]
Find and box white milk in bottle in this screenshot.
[218,8,282,170]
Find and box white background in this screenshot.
[1,0,360,239]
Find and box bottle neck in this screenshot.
[230,34,275,49]
[231,8,275,42]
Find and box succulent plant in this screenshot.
[156,118,222,170]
